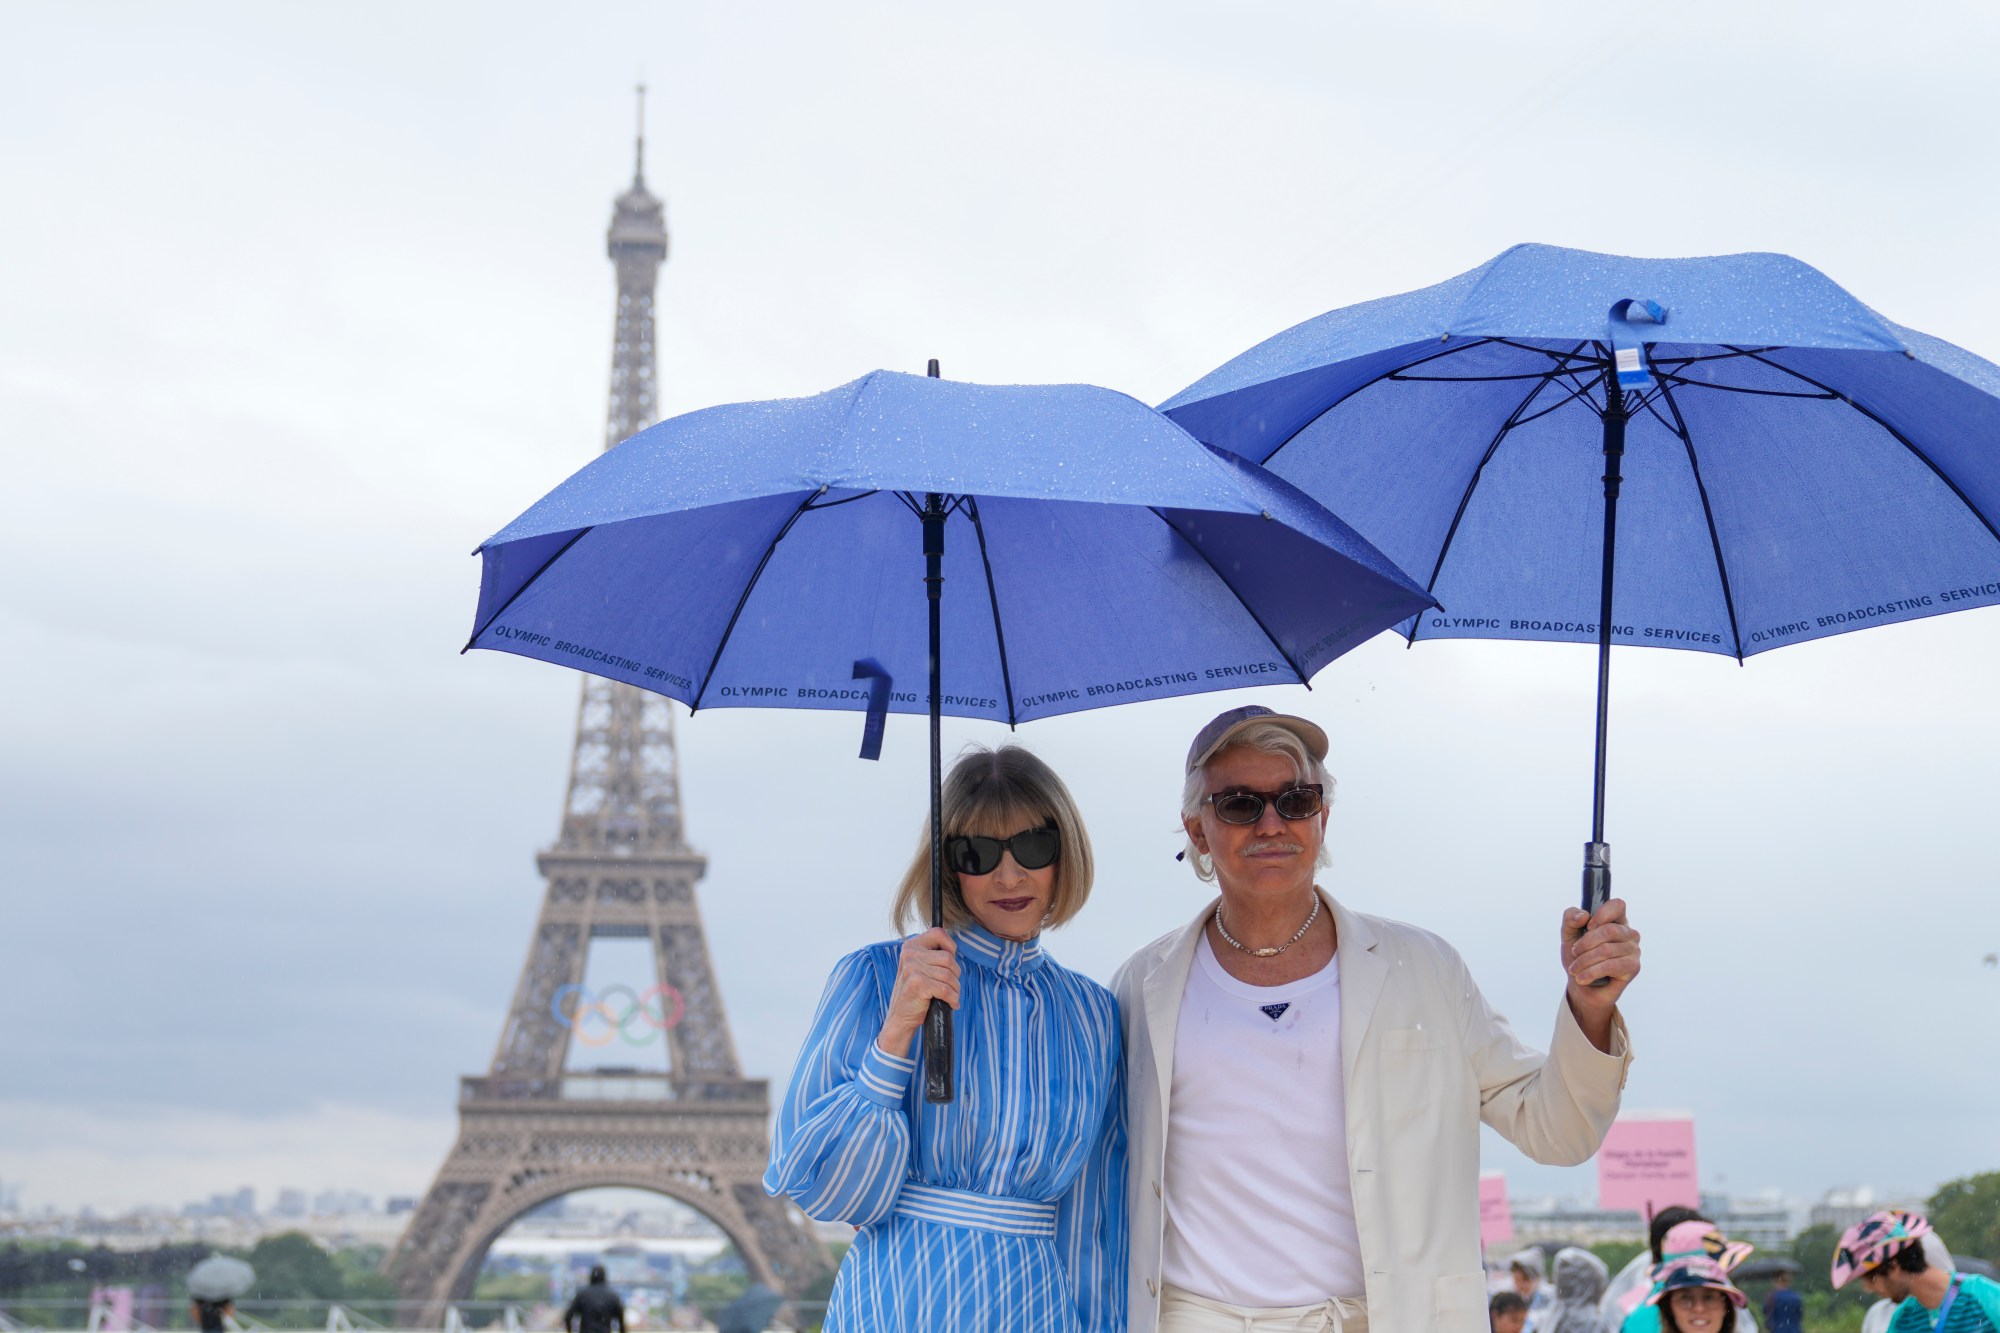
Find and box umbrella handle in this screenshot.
[923,998,954,1101]
[1579,841,1612,989]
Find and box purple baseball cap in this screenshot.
[1184,705,1328,776]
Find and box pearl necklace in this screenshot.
[1213,893,1320,958]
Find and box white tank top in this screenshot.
[1161,931,1363,1306]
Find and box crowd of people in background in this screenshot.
[1489,1207,1999,1333]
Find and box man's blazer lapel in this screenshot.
[1141,903,1209,1123]
[1334,894,1389,1088]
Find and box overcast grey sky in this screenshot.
[3,0,1997,1217]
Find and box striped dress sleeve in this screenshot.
[1054,999,1129,1333]
[762,947,916,1226]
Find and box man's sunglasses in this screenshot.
[946,826,1061,876]
[1205,784,1324,825]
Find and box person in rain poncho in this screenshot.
[1542,1248,1611,1333]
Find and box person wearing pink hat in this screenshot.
[1113,705,1642,1333]
[1615,1218,1756,1333]
[1648,1257,1747,1333]
[1833,1209,2000,1333]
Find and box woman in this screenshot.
[763,745,1125,1333]
[1650,1257,1747,1333]
[1612,1215,1757,1333]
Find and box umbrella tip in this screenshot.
[927,358,940,378]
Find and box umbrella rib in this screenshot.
[962,496,1019,728]
[1259,337,1502,467]
[687,492,826,714]
[1730,347,2000,548]
[1389,368,1575,383]
[1653,377,1749,661]
[1632,385,1679,434]
[461,526,596,652]
[1149,507,1310,685]
[1511,368,1607,429]
[1413,343,1592,636]
[1488,337,1608,371]
[1651,345,1782,369]
[1260,338,1600,470]
[1657,374,1835,400]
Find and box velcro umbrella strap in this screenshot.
[1609,297,1669,390]
[852,658,892,760]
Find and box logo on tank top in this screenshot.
[1259,1003,1290,1022]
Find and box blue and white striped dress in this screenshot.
[764,923,1127,1333]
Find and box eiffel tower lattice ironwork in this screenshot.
[389,93,831,1323]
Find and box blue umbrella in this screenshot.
[1164,244,2000,919]
[469,363,1433,1096]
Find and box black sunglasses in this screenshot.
[947,826,1061,876]
[1205,784,1324,825]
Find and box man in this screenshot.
[563,1265,625,1333]
[1508,1249,1555,1330]
[1833,1210,2000,1333]
[1113,706,1640,1333]
[1762,1270,1803,1333]
[1491,1291,1530,1333]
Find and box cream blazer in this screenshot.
[1110,891,1632,1333]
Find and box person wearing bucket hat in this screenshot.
[1112,705,1641,1333]
[1648,1257,1747,1333]
[1834,1209,2000,1333]
[1617,1219,1757,1333]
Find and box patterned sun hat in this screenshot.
[1832,1209,1933,1290]
[1648,1256,1748,1309]
[1655,1220,1755,1276]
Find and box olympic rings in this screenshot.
[550,982,686,1047]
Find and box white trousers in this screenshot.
[1159,1282,1370,1333]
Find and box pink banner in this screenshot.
[1479,1171,1514,1246]
[1597,1116,1699,1215]
[90,1287,134,1332]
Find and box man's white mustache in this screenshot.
[1241,840,1304,856]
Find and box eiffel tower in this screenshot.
[389,92,830,1324]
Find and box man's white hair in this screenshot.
[1179,720,1335,883]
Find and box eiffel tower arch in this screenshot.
[389,92,830,1324]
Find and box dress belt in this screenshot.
[890,1181,1059,1238]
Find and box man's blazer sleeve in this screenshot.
[1454,948,1632,1167]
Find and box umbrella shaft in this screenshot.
[1583,382,1627,926]
[922,492,955,1102]
[1592,393,1625,844]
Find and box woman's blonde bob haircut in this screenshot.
[893,744,1095,936]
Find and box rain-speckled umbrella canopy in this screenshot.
[468,370,1435,725]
